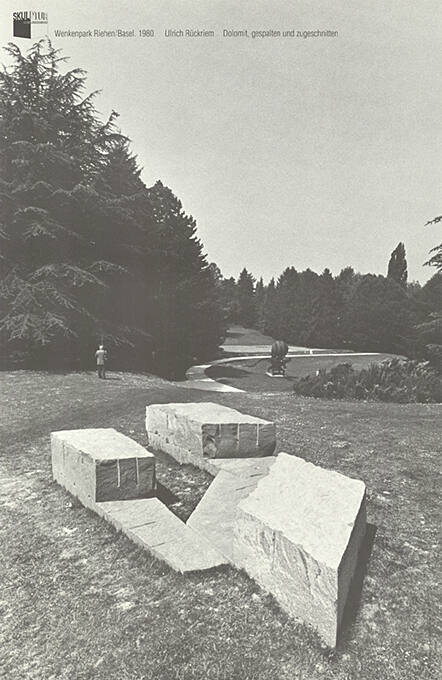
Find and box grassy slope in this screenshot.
[222,326,277,346]
[0,370,441,680]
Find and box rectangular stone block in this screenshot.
[98,498,227,572]
[233,453,367,648]
[146,402,276,469]
[51,428,155,509]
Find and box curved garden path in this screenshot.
[182,349,382,392]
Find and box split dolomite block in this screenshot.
[146,402,275,468]
[51,428,155,509]
[187,457,276,561]
[97,498,226,572]
[234,453,366,647]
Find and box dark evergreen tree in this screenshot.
[387,242,408,287]
[411,218,442,367]
[254,277,266,331]
[345,274,415,352]
[274,267,299,341]
[262,277,279,335]
[145,181,224,374]
[424,215,442,271]
[291,269,319,345]
[412,272,442,366]
[415,272,442,314]
[309,268,341,347]
[236,268,256,328]
[0,40,139,362]
[217,276,238,325]
[335,267,359,345]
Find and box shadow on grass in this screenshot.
[338,522,377,646]
[207,365,250,379]
[156,482,180,506]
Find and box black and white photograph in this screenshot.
[0,1,441,678]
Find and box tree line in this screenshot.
[214,243,442,363]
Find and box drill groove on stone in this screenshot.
[51,428,155,508]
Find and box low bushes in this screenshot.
[424,344,442,372]
[293,358,442,403]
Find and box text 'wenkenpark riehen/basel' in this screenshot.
[54,29,136,37]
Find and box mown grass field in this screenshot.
[0,369,441,680]
[222,325,277,346]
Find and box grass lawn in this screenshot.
[0,369,441,679]
[206,354,397,392]
[222,325,277,346]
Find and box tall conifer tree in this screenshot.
[0,40,135,358]
[236,268,256,328]
[387,242,408,287]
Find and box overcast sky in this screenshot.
[1,0,441,283]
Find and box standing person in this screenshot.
[95,344,106,379]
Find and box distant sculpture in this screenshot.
[270,340,289,377]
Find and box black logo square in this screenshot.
[13,18,31,38]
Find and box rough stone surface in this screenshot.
[187,457,276,561]
[98,498,227,572]
[233,453,366,647]
[51,428,155,508]
[146,402,276,469]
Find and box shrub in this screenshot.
[425,344,442,373]
[293,358,442,403]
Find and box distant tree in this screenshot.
[262,278,279,335]
[236,268,256,327]
[335,267,359,345]
[412,272,442,365]
[335,267,358,302]
[410,217,442,367]
[291,269,319,345]
[309,268,341,347]
[254,277,266,331]
[217,276,238,325]
[424,215,442,271]
[207,262,223,285]
[345,274,415,352]
[407,281,422,297]
[274,267,299,340]
[415,272,442,314]
[387,242,408,287]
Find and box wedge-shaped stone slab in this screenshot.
[187,458,276,561]
[97,498,227,572]
[51,428,155,509]
[146,402,275,470]
[234,453,367,648]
